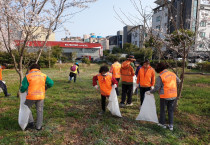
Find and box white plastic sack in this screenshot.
[136,94,159,123]
[107,86,122,117]
[18,92,31,130]
[133,76,137,93]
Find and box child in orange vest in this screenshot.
[93,65,118,115]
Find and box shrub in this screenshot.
[120,57,126,63]
[106,54,119,63]
[150,60,187,68]
[197,62,210,72]
[82,57,90,64]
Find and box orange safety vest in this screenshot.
[138,66,155,87]
[121,60,134,83]
[111,62,121,78]
[97,73,112,96]
[26,69,47,100]
[0,67,2,81]
[159,70,177,99]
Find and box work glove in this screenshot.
[145,91,151,95]
[151,86,154,90]
[113,84,117,88]
[94,85,99,90]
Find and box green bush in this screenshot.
[150,60,187,68]
[82,57,90,64]
[38,56,57,68]
[133,48,153,62]
[197,62,210,72]
[120,57,126,63]
[105,54,120,63]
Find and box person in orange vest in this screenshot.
[119,55,135,107]
[137,59,155,106]
[0,65,10,97]
[20,64,54,130]
[110,58,121,96]
[93,65,118,115]
[69,62,79,83]
[146,62,180,131]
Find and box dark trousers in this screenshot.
[115,78,120,96]
[101,95,106,111]
[69,72,77,82]
[140,87,151,105]
[0,81,8,96]
[121,84,133,104]
[159,98,175,125]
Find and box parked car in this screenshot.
[187,63,197,69]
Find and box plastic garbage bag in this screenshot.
[18,92,31,130]
[136,94,158,123]
[133,76,137,93]
[107,86,122,117]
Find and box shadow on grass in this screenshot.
[0,116,20,131]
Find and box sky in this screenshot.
[55,0,157,41]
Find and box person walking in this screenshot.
[119,55,135,107]
[20,64,54,130]
[69,62,79,83]
[146,62,180,131]
[110,58,121,96]
[93,65,118,115]
[0,65,10,97]
[137,59,155,106]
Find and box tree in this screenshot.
[103,50,110,56]
[0,0,97,90]
[134,48,153,62]
[52,45,62,60]
[112,47,122,54]
[123,43,138,54]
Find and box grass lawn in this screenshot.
[0,63,209,144]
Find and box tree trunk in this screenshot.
[174,49,186,110]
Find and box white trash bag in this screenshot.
[133,76,137,93]
[18,92,31,130]
[136,94,158,123]
[107,86,122,117]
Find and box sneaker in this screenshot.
[119,103,126,107]
[98,111,105,115]
[168,125,173,131]
[36,127,42,131]
[5,93,11,97]
[126,103,133,106]
[158,123,167,129]
[25,122,35,130]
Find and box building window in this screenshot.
[165,13,168,17]
[156,25,161,30]
[199,44,203,48]
[200,32,205,37]
[200,21,206,27]
[156,16,161,22]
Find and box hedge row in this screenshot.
[197,62,210,72]
[150,60,188,68]
[0,51,57,68]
